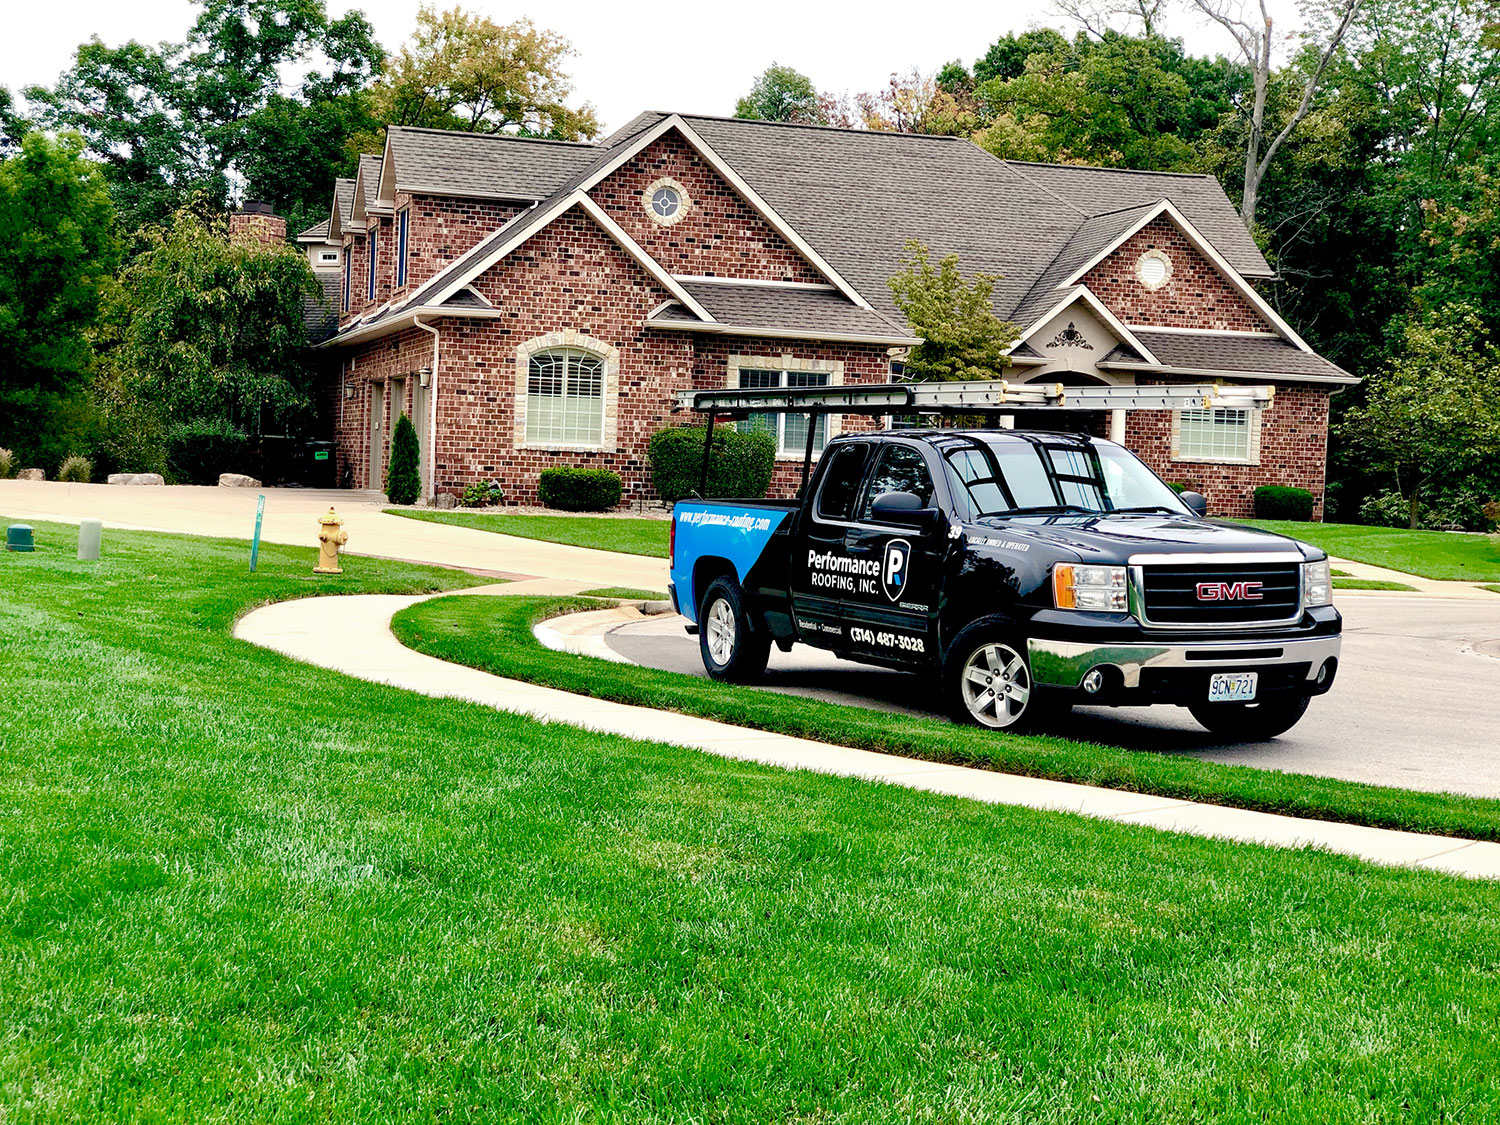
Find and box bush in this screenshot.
[648,426,776,502]
[164,418,250,485]
[0,448,13,479]
[459,480,504,508]
[1254,485,1315,521]
[537,467,622,511]
[57,455,92,483]
[386,413,421,505]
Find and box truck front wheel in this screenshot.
[1188,693,1311,740]
[698,577,771,683]
[947,632,1053,732]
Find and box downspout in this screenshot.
[413,316,440,502]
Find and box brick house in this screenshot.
[303,112,1355,517]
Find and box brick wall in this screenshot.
[589,132,828,283]
[228,209,286,248]
[1126,381,1330,519]
[340,231,367,328]
[394,192,526,298]
[1083,215,1271,332]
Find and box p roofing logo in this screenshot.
[882,539,913,603]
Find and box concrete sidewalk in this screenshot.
[0,479,668,590]
[234,586,1500,882]
[1331,555,1500,599]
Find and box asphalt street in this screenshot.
[605,594,1500,799]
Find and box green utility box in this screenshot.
[6,525,35,552]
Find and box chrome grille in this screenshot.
[1136,561,1302,627]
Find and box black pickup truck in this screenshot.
[668,427,1340,738]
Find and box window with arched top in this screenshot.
[526,348,606,447]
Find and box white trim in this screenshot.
[1098,360,1360,386]
[413,316,440,501]
[377,133,398,207]
[671,275,839,291]
[1056,198,1315,354]
[1011,286,1162,366]
[646,299,679,320]
[646,317,920,347]
[1123,324,1279,338]
[514,330,621,453]
[724,353,845,460]
[316,305,506,348]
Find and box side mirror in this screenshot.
[871,490,941,531]
[1180,490,1209,517]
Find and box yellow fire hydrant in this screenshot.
[314,507,348,575]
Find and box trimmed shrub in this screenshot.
[165,419,250,485]
[386,413,421,505]
[538,467,622,511]
[57,455,92,483]
[648,425,776,502]
[0,448,13,479]
[459,480,504,507]
[1253,485,1315,521]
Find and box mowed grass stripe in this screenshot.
[395,594,1500,843]
[384,509,670,557]
[1,524,1498,1121]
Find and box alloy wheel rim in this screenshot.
[961,642,1032,728]
[706,598,736,665]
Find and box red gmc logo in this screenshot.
[1196,580,1264,601]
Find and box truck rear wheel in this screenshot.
[698,577,771,683]
[947,630,1052,732]
[1188,693,1311,740]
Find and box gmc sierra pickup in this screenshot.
[668,427,1340,738]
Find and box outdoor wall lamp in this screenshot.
[418,366,432,388]
[343,381,357,399]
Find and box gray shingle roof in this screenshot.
[385,126,600,200]
[659,282,916,340]
[1009,201,1164,328]
[335,177,355,224]
[1114,331,1355,381]
[304,272,341,343]
[1002,161,1272,279]
[298,217,331,240]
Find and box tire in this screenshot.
[698,577,771,683]
[945,626,1052,732]
[1188,693,1311,740]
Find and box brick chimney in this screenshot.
[229,199,287,248]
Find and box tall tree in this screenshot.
[1185,0,1365,227]
[0,132,118,465]
[0,87,26,155]
[735,64,825,124]
[370,6,597,139]
[888,241,1019,380]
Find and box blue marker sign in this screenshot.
[250,494,265,573]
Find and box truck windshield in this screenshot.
[944,440,1189,519]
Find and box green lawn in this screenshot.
[5,524,1500,1121]
[1334,578,1418,592]
[385,509,670,557]
[580,586,669,600]
[395,595,1500,843]
[1239,519,1500,581]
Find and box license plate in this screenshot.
[1208,672,1258,703]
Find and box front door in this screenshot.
[411,379,430,497]
[841,442,945,665]
[368,381,385,490]
[789,440,871,650]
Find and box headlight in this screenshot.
[1303,559,1332,607]
[1053,564,1128,612]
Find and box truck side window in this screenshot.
[815,443,869,521]
[859,445,934,522]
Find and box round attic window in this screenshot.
[643,177,690,227]
[1136,248,1173,290]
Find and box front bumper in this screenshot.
[1028,633,1341,700]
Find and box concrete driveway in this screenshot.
[603,593,1500,799]
[0,479,668,591]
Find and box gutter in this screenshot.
[645,318,921,348]
[1096,361,1361,387]
[315,305,504,349]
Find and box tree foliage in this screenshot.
[735,65,825,124]
[114,205,321,433]
[369,5,597,139]
[887,241,1018,381]
[1339,306,1500,527]
[0,132,118,465]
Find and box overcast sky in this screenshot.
[4,0,1306,136]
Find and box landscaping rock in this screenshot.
[16,469,44,481]
[107,473,165,486]
[218,473,261,488]
[432,493,458,510]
